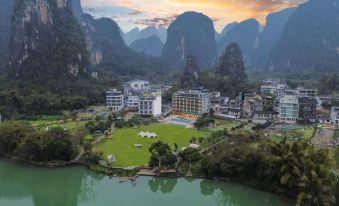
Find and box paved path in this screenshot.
[312,128,335,148]
[200,136,229,153]
[72,123,116,163]
[71,152,84,163]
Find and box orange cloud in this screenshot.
[82,0,305,32]
[166,0,302,24]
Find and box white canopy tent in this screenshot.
[138,131,157,139]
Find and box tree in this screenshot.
[149,141,176,168]
[194,113,215,130]
[43,128,76,162]
[199,136,336,206]
[179,148,201,163]
[0,121,33,156]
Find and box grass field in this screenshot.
[203,119,239,134]
[93,123,206,167]
[28,116,86,133]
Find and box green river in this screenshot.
[0,160,292,206]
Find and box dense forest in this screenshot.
[149,130,339,206]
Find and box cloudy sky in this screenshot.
[81,0,306,32]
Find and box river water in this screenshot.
[0,160,292,206]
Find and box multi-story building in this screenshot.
[123,80,150,96]
[279,95,299,123]
[331,107,339,125]
[262,79,282,86]
[298,97,317,124]
[126,93,140,110]
[260,85,277,95]
[210,92,222,113]
[297,86,317,98]
[275,84,287,99]
[106,89,124,112]
[242,95,263,118]
[149,85,172,95]
[139,93,162,117]
[172,90,210,117]
[91,72,98,79]
[260,79,286,99]
[318,95,339,106]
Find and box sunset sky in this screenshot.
[81,0,306,32]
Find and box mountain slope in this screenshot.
[9,0,90,80]
[252,8,295,70]
[268,0,339,72]
[0,0,15,69]
[123,27,140,45]
[217,19,260,68]
[81,14,134,66]
[217,43,247,81]
[70,0,82,20]
[130,35,163,57]
[219,22,238,39]
[162,12,217,69]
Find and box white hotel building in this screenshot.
[139,93,162,117]
[106,89,124,112]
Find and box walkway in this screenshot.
[200,136,229,153]
[312,128,335,148]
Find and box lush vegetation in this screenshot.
[0,121,80,163]
[93,123,205,167]
[148,141,177,168]
[198,137,336,206]
[194,113,215,130]
[145,124,338,206]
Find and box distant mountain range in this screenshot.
[130,35,164,57]
[0,0,338,77]
[253,8,296,71]
[123,26,167,45]
[217,18,260,68]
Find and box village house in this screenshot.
[298,97,317,124]
[242,95,263,118]
[331,107,339,125]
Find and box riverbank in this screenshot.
[0,159,293,206]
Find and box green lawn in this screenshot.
[202,119,239,134]
[28,116,86,133]
[93,123,206,167]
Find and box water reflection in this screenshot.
[200,179,218,196]
[0,161,291,206]
[148,177,178,194]
[0,161,87,206]
[200,179,291,206]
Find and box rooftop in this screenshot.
[173,89,210,98]
[298,97,318,104]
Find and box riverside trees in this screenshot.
[0,121,78,163]
[200,138,336,206]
